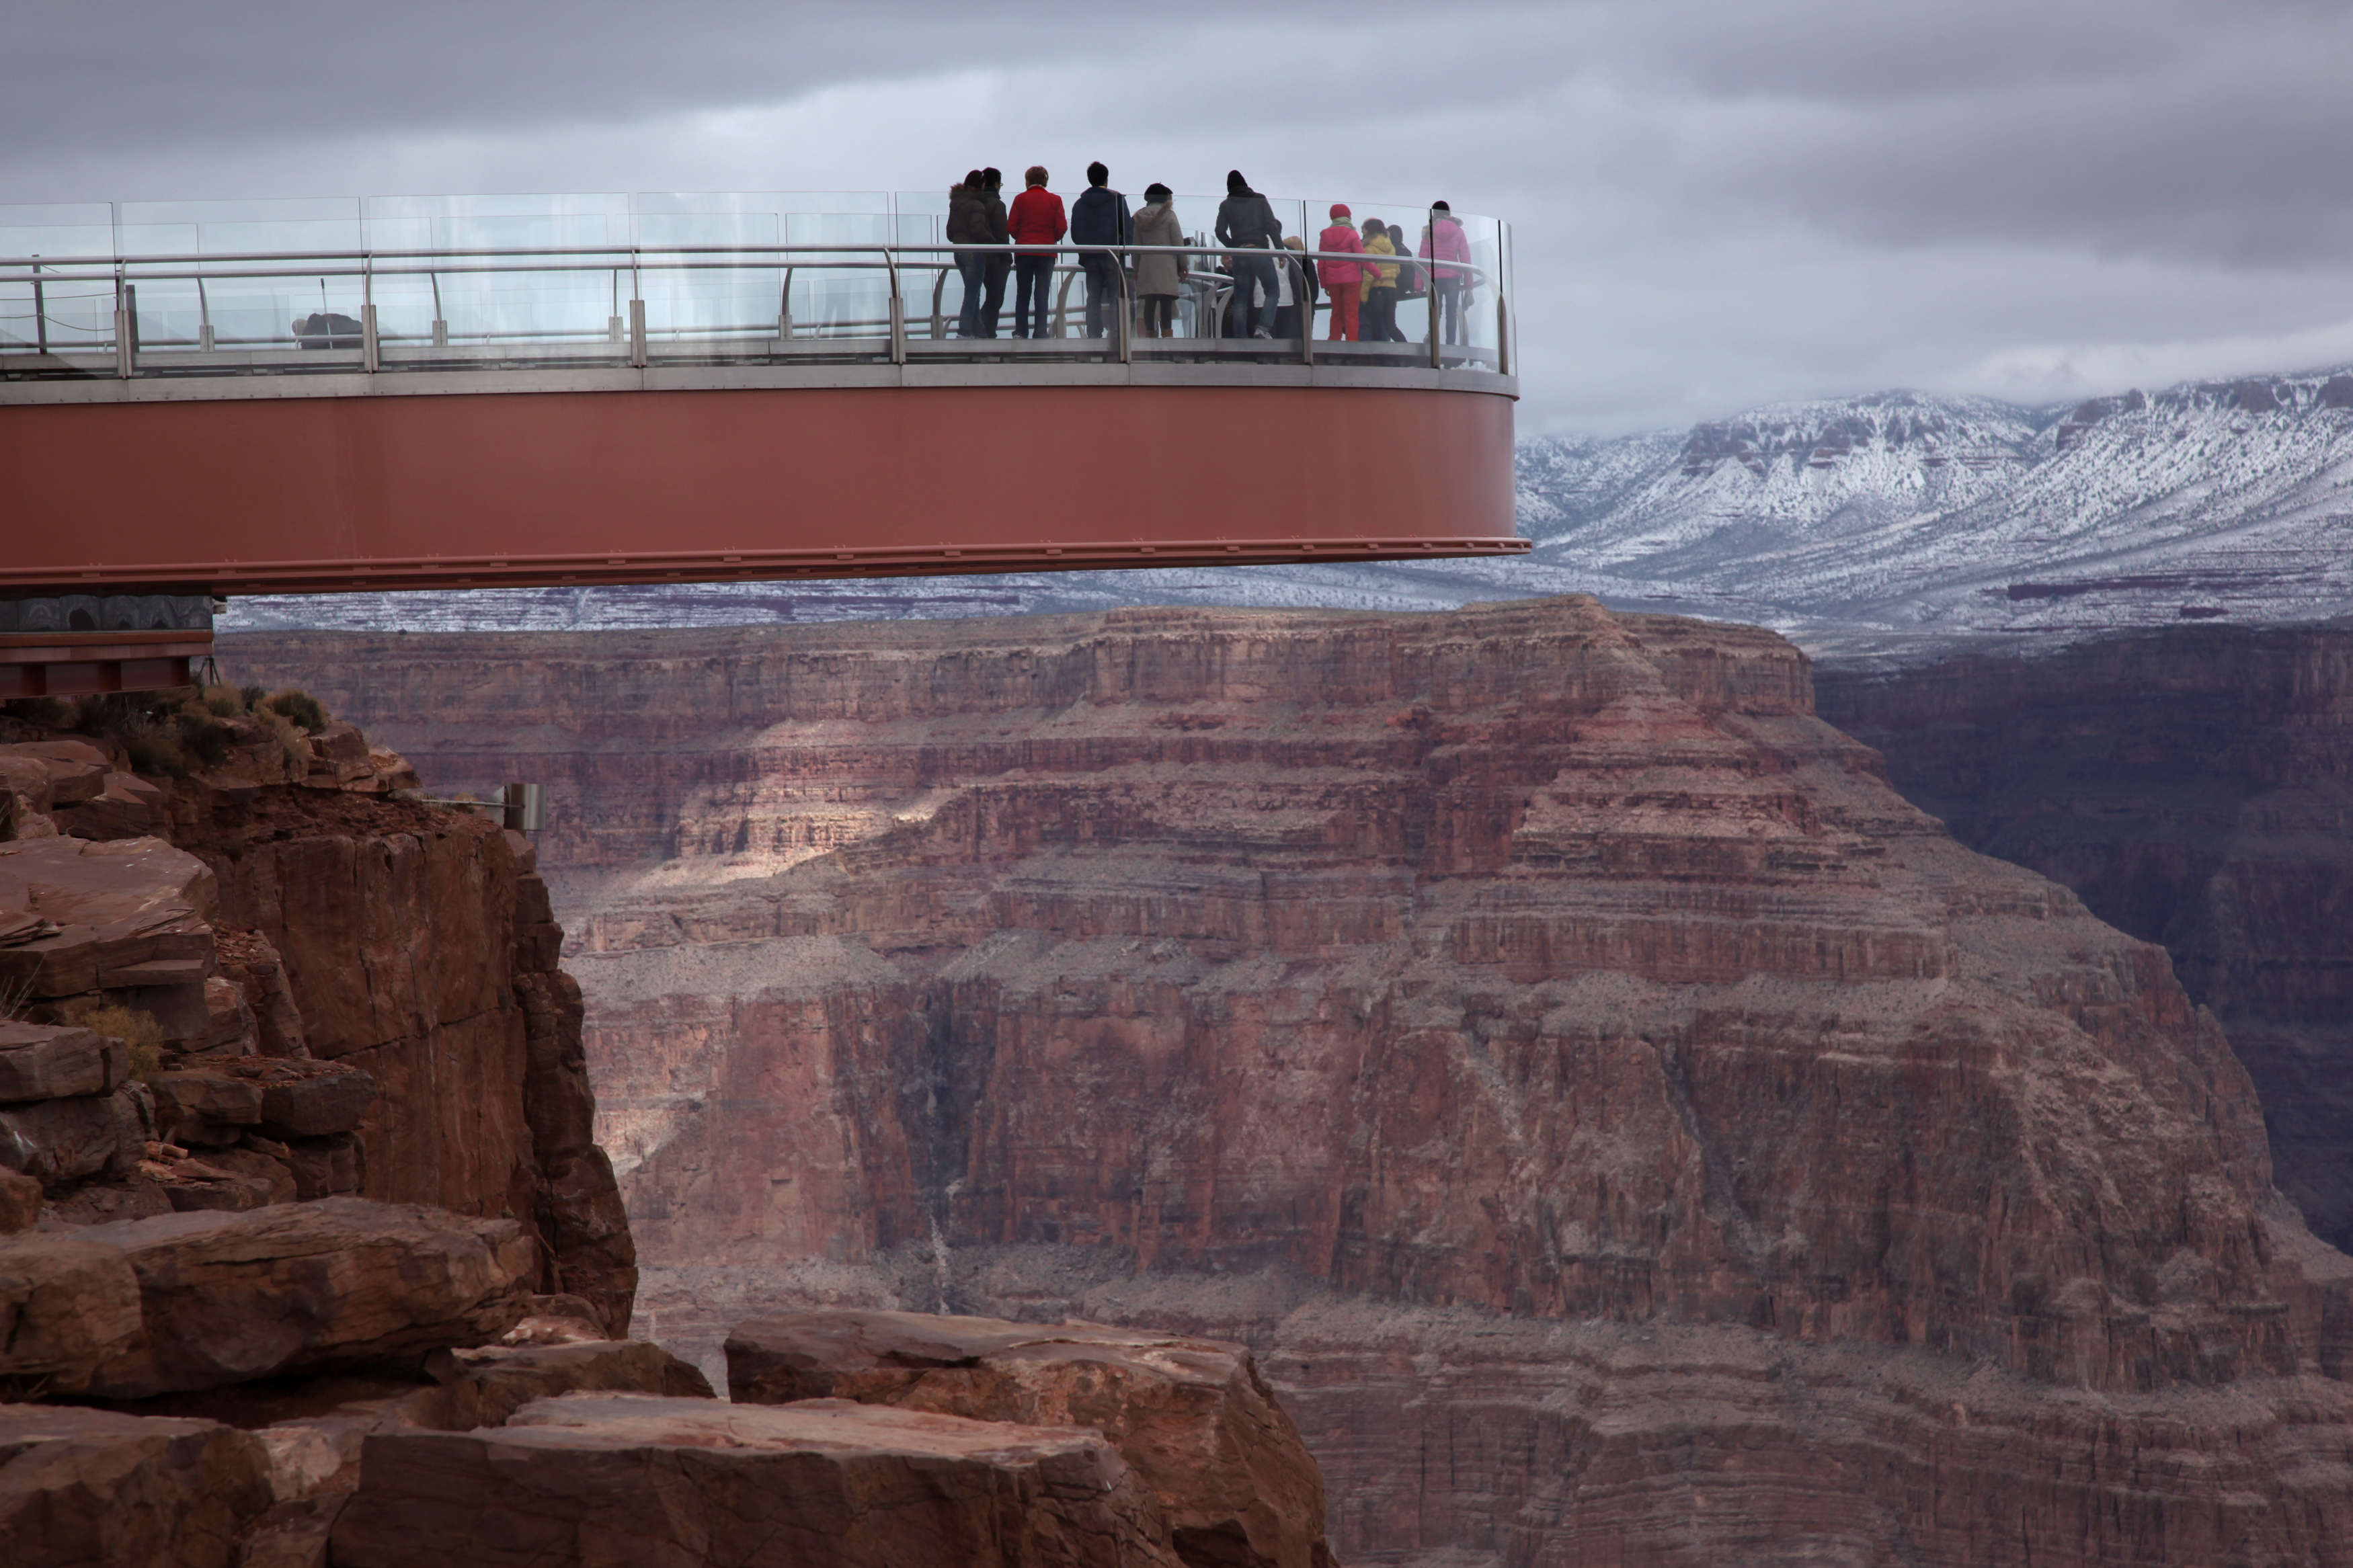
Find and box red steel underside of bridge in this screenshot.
[4,383,1521,595]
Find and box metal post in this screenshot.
[430,272,447,347]
[114,277,132,379]
[1497,294,1509,377]
[32,260,46,355]
[1296,251,1314,368]
[198,276,214,352]
[931,267,948,341]
[885,251,907,365]
[361,263,378,372]
[1427,222,1441,370]
[779,266,795,340]
[1115,248,1131,366]
[629,251,647,368]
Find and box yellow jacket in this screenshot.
[1362,231,1398,290]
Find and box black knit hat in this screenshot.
[1226,169,1248,193]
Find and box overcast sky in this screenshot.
[7,0,2352,434]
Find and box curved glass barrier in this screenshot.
[0,192,1513,379]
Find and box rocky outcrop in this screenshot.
[728,1311,1333,1568]
[331,1392,1187,1568]
[0,1197,536,1397]
[0,720,636,1335]
[0,1404,274,1568]
[227,598,2353,1564]
[1817,625,2353,1254]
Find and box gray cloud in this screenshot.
[7,1,2353,432]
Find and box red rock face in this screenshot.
[1818,628,2353,1256]
[0,720,635,1335]
[156,776,638,1333]
[225,600,2353,1563]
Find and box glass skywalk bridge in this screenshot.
[0,192,1523,699]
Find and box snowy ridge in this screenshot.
[222,368,2353,664]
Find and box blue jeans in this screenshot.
[956,253,988,337]
[1081,255,1121,337]
[1228,252,1277,336]
[1012,254,1055,338]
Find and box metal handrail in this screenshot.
[0,242,1492,291]
[0,239,1505,374]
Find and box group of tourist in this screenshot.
[943,165,1473,344]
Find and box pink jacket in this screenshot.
[1419,216,1470,282]
[1316,222,1365,286]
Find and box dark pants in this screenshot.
[1273,302,1302,339]
[1140,294,1176,336]
[978,257,1008,337]
[956,253,988,337]
[1435,278,1465,345]
[1365,286,1401,342]
[1227,252,1277,336]
[1081,255,1121,338]
[1012,254,1055,338]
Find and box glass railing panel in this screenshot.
[119,197,364,259]
[0,202,116,261]
[364,193,631,253]
[2,190,1509,372]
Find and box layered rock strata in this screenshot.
[0,722,635,1331]
[227,599,2353,1563]
[331,1392,1187,1568]
[727,1310,1334,1568]
[1818,626,2353,1253]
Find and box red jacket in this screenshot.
[1316,222,1365,286]
[1008,187,1067,252]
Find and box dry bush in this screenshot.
[77,1002,164,1081]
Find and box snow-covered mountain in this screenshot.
[224,370,2353,663]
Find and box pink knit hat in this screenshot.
[1330,203,1351,220]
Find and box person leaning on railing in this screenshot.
[949,171,989,339]
[1069,162,1133,341]
[1131,184,1185,339]
[1316,204,1365,341]
[1421,201,1472,347]
[1361,218,1402,343]
[976,169,1011,338]
[1214,170,1283,339]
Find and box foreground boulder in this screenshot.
[0,1196,534,1397]
[331,1392,1183,1568]
[727,1311,1333,1568]
[0,1403,274,1568]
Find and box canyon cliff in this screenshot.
[1819,624,2353,1257]
[229,598,2353,1565]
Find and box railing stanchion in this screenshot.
[629,251,647,368]
[1298,251,1313,368]
[114,274,132,379]
[1427,226,1441,370]
[198,276,214,353]
[31,259,46,356]
[1497,294,1509,378]
[1115,247,1131,367]
[430,272,446,348]
[362,259,378,372]
[885,249,906,365]
[779,266,795,340]
[932,267,949,341]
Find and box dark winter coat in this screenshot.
[1214,188,1283,249]
[1069,185,1133,249]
